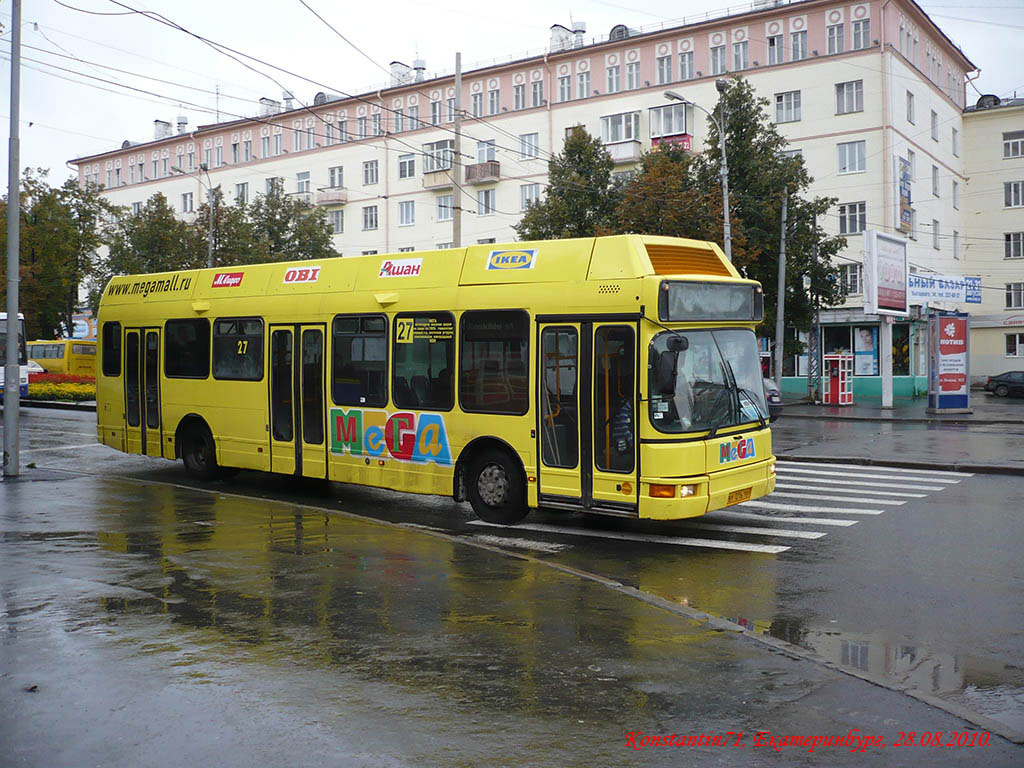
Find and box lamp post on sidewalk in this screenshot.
[664,80,732,261]
[172,162,215,268]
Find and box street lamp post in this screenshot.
[664,81,732,261]
[172,162,215,268]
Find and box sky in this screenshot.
[1,0,1022,184]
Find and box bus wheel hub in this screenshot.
[477,463,509,506]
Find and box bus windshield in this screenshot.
[0,317,28,366]
[648,328,768,434]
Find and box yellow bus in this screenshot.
[27,339,97,377]
[96,235,775,525]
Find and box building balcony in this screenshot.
[465,160,500,184]
[315,188,348,205]
[605,140,642,165]
[422,169,454,190]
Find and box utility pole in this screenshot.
[452,52,462,248]
[774,187,787,385]
[4,0,23,478]
[808,214,820,402]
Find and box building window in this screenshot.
[294,128,302,152]
[203,149,211,168]
[601,111,640,143]
[181,192,194,213]
[839,202,866,234]
[445,99,455,123]
[791,30,807,60]
[932,165,940,197]
[266,177,282,195]
[329,166,344,188]
[362,160,378,186]
[398,200,415,226]
[649,103,688,138]
[520,132,539,158]
[471,92,483,117]
[577,71,590,99]
[1007,282,1024,309]
[436,242,454,249]
[953,230,960,260]
[606,65,620,94]
[392,312,455,411]
[331,315,387,408]
[733,41,748,71]
[398,154,414,179]
[1005,181,1024,208]
[953,180,959,209]
[396,111,409,133]
[372,113,383,135]
[514,84,526,110]
[362,250,378,256]
[273,134,282,156]
[836,80,863,114]
[477,139,496,163]
[840,263,863,294]
[907,148,916,180]
[297,171,310,194]
[931,110,938,141]
[324,122,334,144]
[932,219,940,250]
[128,165,135,184]
[235,183,248,204]
[131,201,141,215]
[827,23,845,54]
[437,194,453,221]
[520,182,541,210]
[838,140,866,174]
[906,91,915,123]
[656,55,671,84]
[767,35,783,65]
[488,89,500,115]
[532,80,544,107]
[626,62,640,90]
[423,140,454,173]
[329,209,343,234]
[1007,333,1024,357]
[952,127,960,157]
[398,247,415,252]
[1004,131,1024,159]
[243,140,252,161]
[215,147,223,167]
[852,19,870,50]
[459,310,530,415]
[231,142,239,164]
[187,151,195,170]
[679,51,694,80]
[430,101,442,125]
[710,45,726,75]
[477,188,496,216]
[558,75,571,102]
[1006,232,1024,259]
[362,205,378,230]
[775,90,801,123]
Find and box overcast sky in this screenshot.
[1,0,1021,184]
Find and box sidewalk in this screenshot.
[780,393,1024,425]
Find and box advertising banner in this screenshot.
[898,157,913,234]
[854,326,879,376]
[928,311,971,412]
[908,274,982,305]
[864,230,909,317]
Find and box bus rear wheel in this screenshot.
[466,448,529,525]
[182,424,219,480]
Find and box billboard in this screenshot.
[928,311,970,411]
[897,156,913,234]
[863,230,909,317]
[908,274,982,305]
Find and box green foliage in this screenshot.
[514,127,619,240]
[247,183,336,263]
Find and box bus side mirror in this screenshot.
[654,350,678,396]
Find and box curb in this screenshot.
[778,412,1024,426]
[775,453,1024,477]
[4,400,97,413]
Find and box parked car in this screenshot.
[763,378,783,420]
[984,371,1024,398]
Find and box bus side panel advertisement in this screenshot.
[330,408,453,465]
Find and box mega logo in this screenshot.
[379,258,422,278]
[330,408,452,465]
[283,266,321,284]
[719,438,756,464]
[487,249,537,270]
[212,272,244,288]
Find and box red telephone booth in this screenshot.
[822,354,853,405]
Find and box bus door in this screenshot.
[268,324,327,478]
[124,327,162,457]
[537,321,638,514]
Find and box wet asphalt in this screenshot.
[1,408,1022,766]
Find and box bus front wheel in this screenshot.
[466,448,528,525]
[182,424,219,480]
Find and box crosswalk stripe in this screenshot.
[680,522,826,540]
[775,460,973,478]
[774,482,927,498]
[773,476,945,491]
[468,521,790,554]
[769,491,905,506]
[741,500,884,515]
[708,510,859,527]
[777,467,960,484]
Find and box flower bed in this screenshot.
[29,373,95,385]
[26,379,96,402]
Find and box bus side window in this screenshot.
[459,310,530,415]
[392,312,454,411]
[165,319,210,379]
[331,314,387,407]
[594,326,635,474]
[102,322,121,376]
[212,317,264,381]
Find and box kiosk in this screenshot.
[822,353,853,405]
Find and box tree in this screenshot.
[247,183,336,263]
[192,187,258,267]
[514,127,619,240]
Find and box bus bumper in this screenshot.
[638,457,776,520]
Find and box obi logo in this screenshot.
[330,408,452,466]
[487,249,537,270]
[212,272,244,288]
[379,258,422,278]
[720,438,756,464]
[283,266,321,284]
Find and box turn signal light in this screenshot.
[649,484,676,498]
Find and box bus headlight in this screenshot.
[769,463,776,476]
[679,484,696,497]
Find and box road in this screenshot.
[2,407,1022,766]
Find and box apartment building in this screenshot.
[72,0,983,394]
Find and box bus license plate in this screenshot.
[727,487,752,505]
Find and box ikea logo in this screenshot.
[487,249,537,270]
